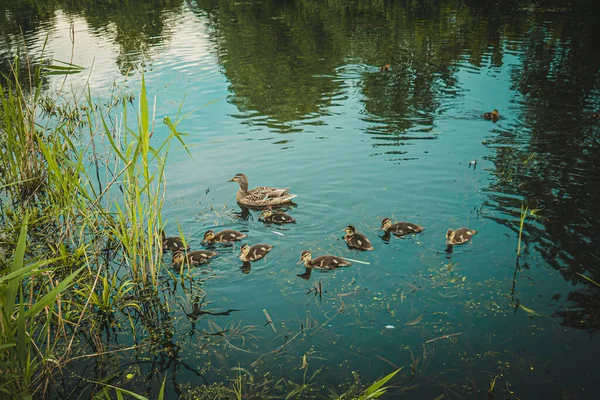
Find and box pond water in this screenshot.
[2,0,600,398]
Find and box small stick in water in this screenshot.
[425,332,462,344]
[341,257,370,265]
[263,308,277,332]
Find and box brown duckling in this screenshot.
[379,64,390,72]
[591,112,600,120]
[161,230,190,252]
[296,250,351,279]
[445,228,477,253]
[483,109,500,122]
[202,229,246,244]
[172,250,217,267]
[258,208,296,224]
[381,218,424,237]
[239,243,273,266]
[343,225,374,251]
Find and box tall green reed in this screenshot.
[1,47,187,397]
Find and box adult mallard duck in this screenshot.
[381,218,424,238]
[258,208,296,224]
[161,230,190,252]
[445,228,477,253]
[343,225,374,251]
[296,250,351,279]
[202,229,246,244]
[239,243,273,267]
[483,109,500,122]
[172,250,217,267]
[228,173,297,208]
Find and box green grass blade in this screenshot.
[5,216,29,314]
[23,266,85,318]
[359,367,403,400]
[576,272,600,287]
[158,375,167,400]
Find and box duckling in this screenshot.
[381,218,424,238]
[343,225,374,251]
[161,229,190,252]
[239,243,273,267]
[296,250,351,279]
[258,208,296,224]
[379,64,390,72]
[172,250,217,267]
[202,229,246,244]
[228,173,297,208]
[445,228,477,253]
[483,109,500,122]
[591,112,600,120]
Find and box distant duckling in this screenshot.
[343,225,374,251]
[483,109,500,122]
[296,250,351,279]
[202,229,246,244]
[258,208,296,224]
[592,112,600,120]
[445,228,477,253]
[379,64,390,72]
[239,243,273,267]
[381,218,424,237]
[161,230,190,252]
[172,250,217,267]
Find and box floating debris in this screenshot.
[271,230,285,236]
[263,308,277,332]
[425,332,462,344]
[341,257,370,265]
[385,325,396,330]
[405,313,424,326]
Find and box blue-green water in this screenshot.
[3,0,600,398]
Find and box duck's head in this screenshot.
[446,229,454,240]
[203,230,215,242]
[297,250,312,265]
[259,208,273,219]
[172,251,184,265]
[239,244,250,257]
[491,109,499,116]
[344,225,356,236]
[381,218,392,231]
[228,173,248,185]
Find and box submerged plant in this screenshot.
[516,204,539,258]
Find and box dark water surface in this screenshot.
[3,0,600,398]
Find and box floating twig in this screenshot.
[263,308,277,332]
[341,257,370,265]
[271,231,285,237]
[404,313,424,326]
[425,332,462,344]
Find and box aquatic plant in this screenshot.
[0,44,188,396]
[517,203,539,258]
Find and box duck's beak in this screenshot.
[296,258,304,265]
[227,178,234,182]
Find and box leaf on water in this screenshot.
[404,313,424,326]
[519,304,541,317]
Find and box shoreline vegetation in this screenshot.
[0,53,399,399]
